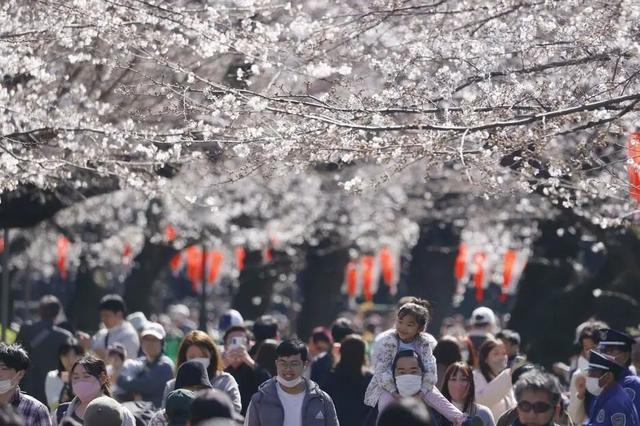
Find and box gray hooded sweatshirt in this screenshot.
[244,377,339,426]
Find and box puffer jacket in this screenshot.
[244,377,339,426]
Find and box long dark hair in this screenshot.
[478,339,502,382]
[442,362,476,413]
[57,338,85,374]
[177,330,222,378]
[255,339,278,377]
[434,338,462,367]
[70,356,111,397]
[334,335,367,377]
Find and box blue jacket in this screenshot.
[117,354,174,408]
[621,369,640,421]
[589,382,639,426]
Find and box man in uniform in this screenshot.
[598,329,640,418]
[586,350,639,426]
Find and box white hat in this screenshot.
[169,304,190,318]
[140,322,166,340]
[126,311,149,332]
[470,307,496,326]
[218,309,244,332]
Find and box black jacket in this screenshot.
[324,369,373,426]
[16,320,73,404]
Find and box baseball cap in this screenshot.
[166,389,196,425]
[170,304,190,318]
[190,389,244,423]
[140,322,166,340]
[84,396,123,426]
[470,307,496,326]
[218,310,244,333]
[126,312,149,333]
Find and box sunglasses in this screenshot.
[517,401,553,413]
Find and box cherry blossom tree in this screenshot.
[1,0,639,221]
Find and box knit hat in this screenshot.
[84,396,124,426]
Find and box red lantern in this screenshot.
[235,247,246,272]
[454,243,468,281]
[345,261,358,298]
[361,256,375,302]
[185,246,204,290]
[500,250,517,303]
[165,225,177,242]
[262,247,273,263]
[473,252,487,302]
[207,250,224,285]
[57,236,70,281]
[628,133,640,202]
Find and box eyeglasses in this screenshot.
[276,360,303,369]
[517,401,552,413]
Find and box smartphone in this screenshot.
[231,336,247,348]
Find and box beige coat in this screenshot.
[473,368,516,420]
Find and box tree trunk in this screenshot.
[232,249,278,320]
[68,256,104,333]
[406,222,460,336]
[122,242,177,315]
[296,243,350,340]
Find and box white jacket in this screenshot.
[473,368,516,420]
[364,330,437,407]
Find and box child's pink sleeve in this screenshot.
[420,333,438,391]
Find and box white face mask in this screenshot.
[460,349,470,363]
[0,373,18,395]
[586,376,604,396]
[191,357,210,369]
[276,376,304,388]
[0,379,13,394]
[395,374,422,397]
[490,356,508,373]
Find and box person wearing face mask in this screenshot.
[223,326,269,415]
[442,362,495,426]
[365,301,466,426]
[0,343,51,425]
[55,355,136,425]
[567,321,607,425]
[244,339,339,426]
[597,329,640,418]
[163,330,241,413]
[116,322,174,408]
[584,350,639,426]
[474,339,523,420]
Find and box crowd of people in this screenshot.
[0,294,638,426]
